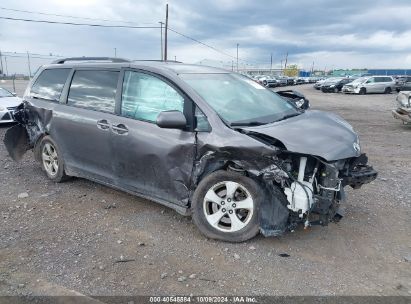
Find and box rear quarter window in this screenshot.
[67,70,119,113]
[30,68,71,101]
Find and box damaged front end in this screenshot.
[258,151,377,236]
[392,91,411,124]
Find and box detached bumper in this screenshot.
[392,108,411,123]
[341,154,377,189]
[343,165,378,189]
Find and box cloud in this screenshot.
[1,0,411,74]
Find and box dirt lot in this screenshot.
[0,81,410,297]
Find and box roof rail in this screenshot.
[52,57,130,64]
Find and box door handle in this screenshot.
[112,123,128,135]
[97,119,110,130]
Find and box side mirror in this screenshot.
[12,92,17,96]
[156,110,187,129]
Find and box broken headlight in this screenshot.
[295,99,305,108]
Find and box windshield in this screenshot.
[0,88,14,98]
[179,73,298,125]
[349,77,367,85]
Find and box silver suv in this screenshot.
[342,76,395,94]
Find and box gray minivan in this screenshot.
[342,76,395,94]
[5,58,377,242]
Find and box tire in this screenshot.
[384,87,392,94]
[359,88,366,95]
[39,136,68,182]
[191,170,261,242]
[334,87,339,93]
[263,80,267,86]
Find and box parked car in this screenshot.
[258,76,278,88]
[286,77,295,86]
[321,78,353,93]
[392,91,411,124]
[275,76,288,86]
[313,78,327,90]
[4,57,377,242]
[295,78,305,85]
[342,76,395,94]
[395,76,411,92]
[0,87,22,124]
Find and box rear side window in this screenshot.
[121,71,184,123]
[67,70,119,113]
[31,68,70,101]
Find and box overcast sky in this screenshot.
[1,0,411,74]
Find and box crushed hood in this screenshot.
[242,110,361,161]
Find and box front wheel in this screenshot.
[359,88,366,95]
[191,170,261,242]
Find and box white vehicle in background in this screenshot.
[342,76,395,95]
[0,87,22,123]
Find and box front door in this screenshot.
[111,70,196,206]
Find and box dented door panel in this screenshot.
[111,117,196,206]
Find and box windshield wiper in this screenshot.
[230,121,267,127]
[275,112,301,122]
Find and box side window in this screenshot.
[121,71,184,123]
[195,106,211,132]
[67,70,119,113]
[366,77,375,83]
[31,68,70,101]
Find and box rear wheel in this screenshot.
[384,87,392,94]
[39,136,68,182]
[359,88,366,95]
[191,170,261,242]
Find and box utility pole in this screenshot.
[164,4,169,61]
[5,57,8,76]
[159,21,164,60]
[114,48,117,57]
[0,50,3,75]
[270,53,273,72]
[232,61,234,71]
[284,51,288,71]
[236,43,239,72]
[310,61,314,75]
[27,51,32,78]
[280,60,283,74]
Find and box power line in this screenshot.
[1,54,61,60]
[0,16,159,29]
[0,6,155,25]
[3,51,62,57]
[167,27,237,61]
[0,8,263,66]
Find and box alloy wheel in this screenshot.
[42,143,59,177]
[203,181,254,233]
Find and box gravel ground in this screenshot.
[0,82,410,297]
